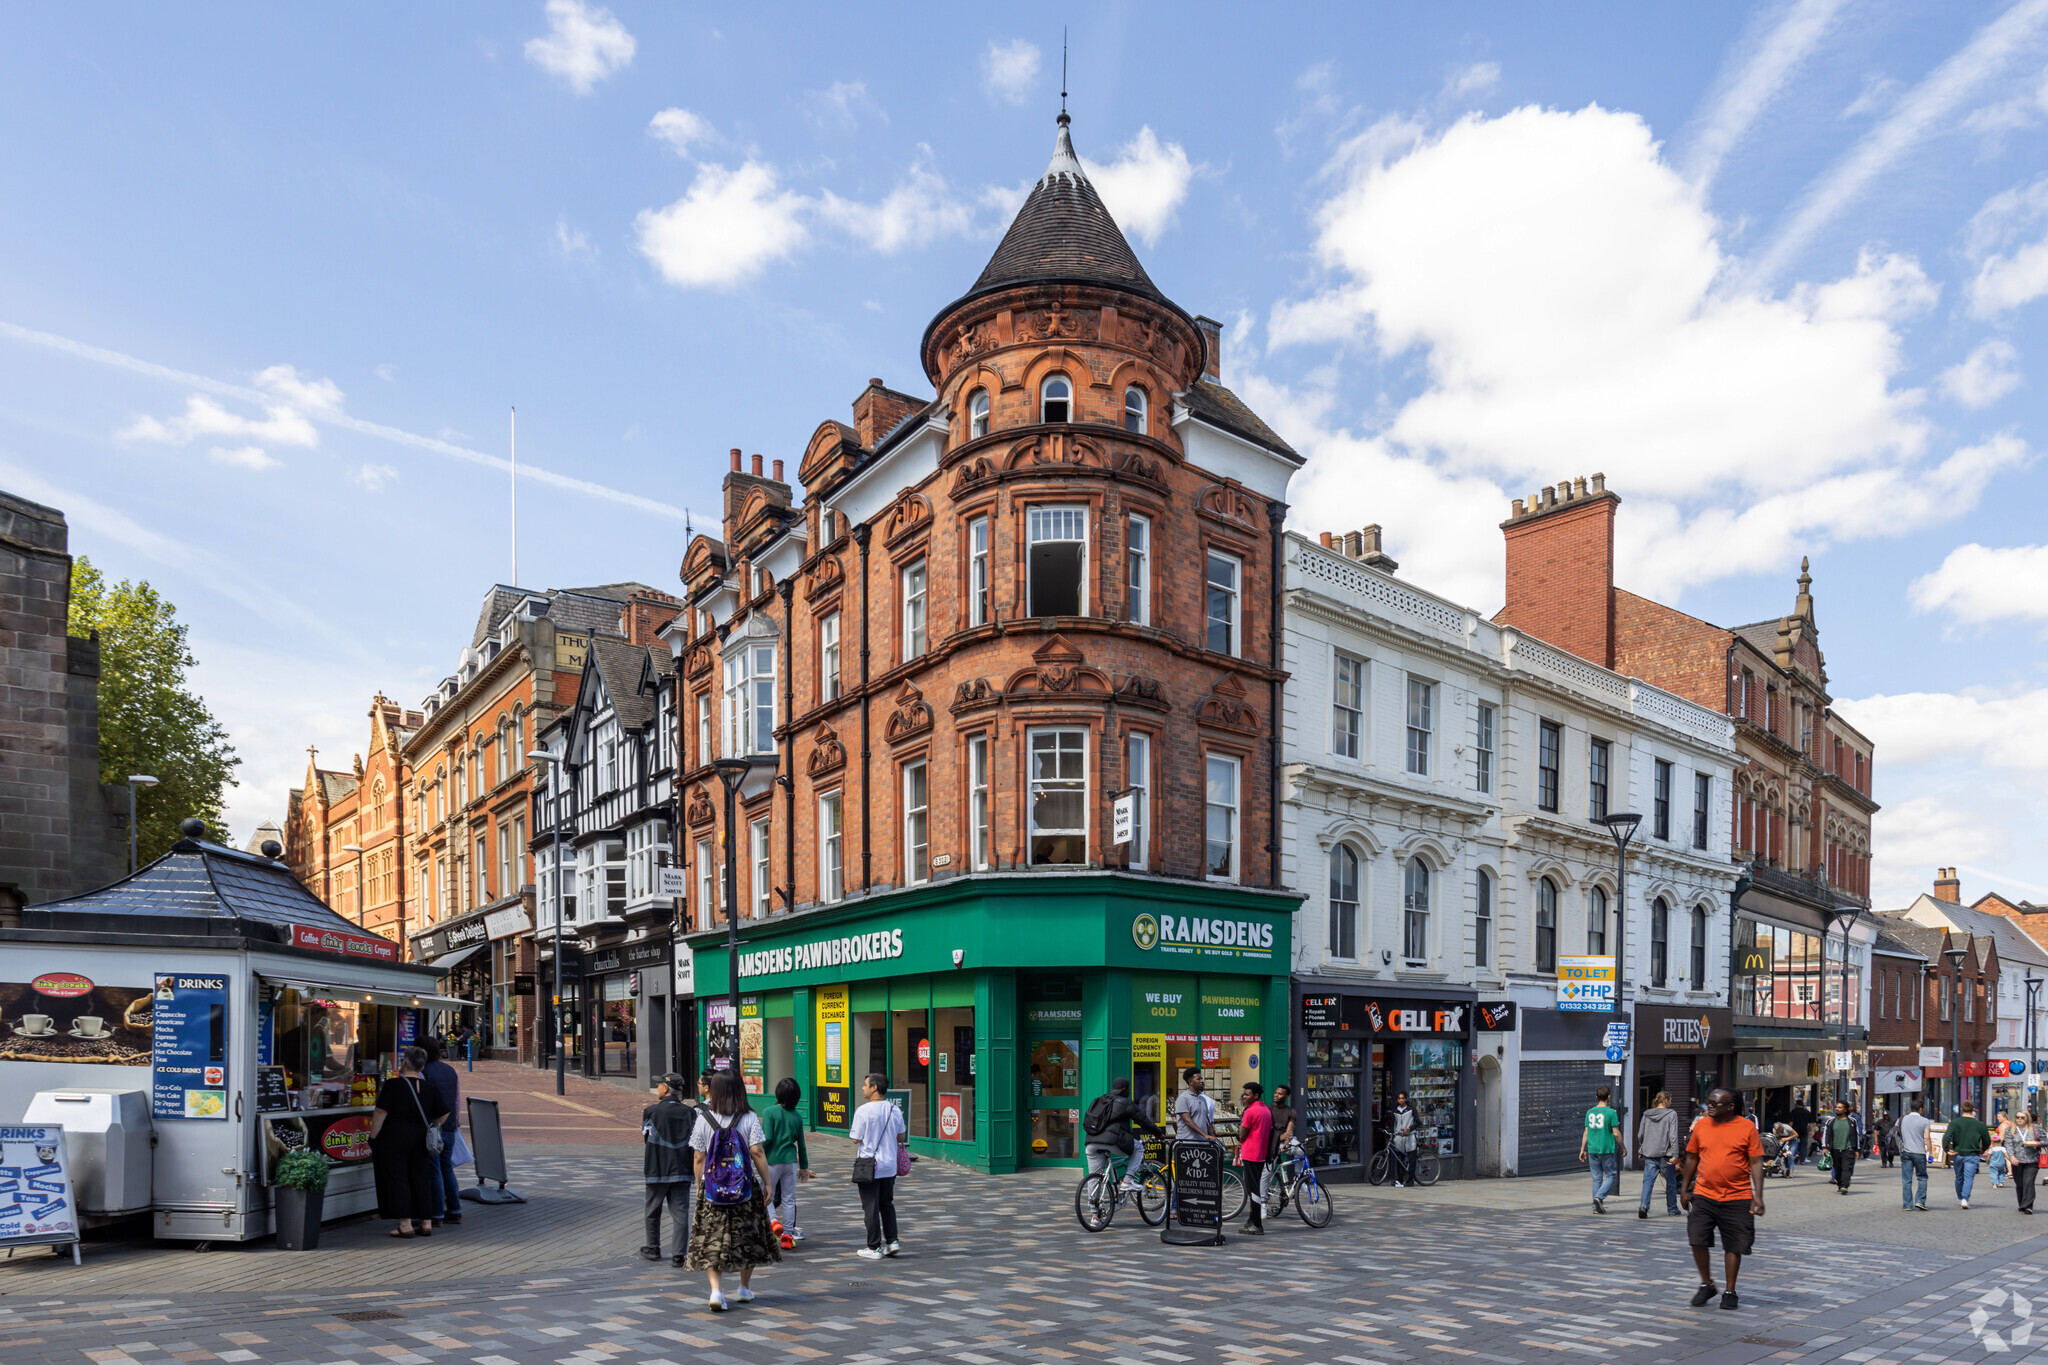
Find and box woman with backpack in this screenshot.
[685,1069,780,1312]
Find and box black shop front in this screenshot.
[1294,987,1477,1183]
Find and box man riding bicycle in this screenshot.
[1083,1077,1166,1191]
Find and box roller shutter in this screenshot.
[1518,1059,1610,1176]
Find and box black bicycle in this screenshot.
[1366,1125,1440,1186]
[1075,1150,1170,1231]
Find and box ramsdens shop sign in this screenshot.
[1132,913,1276,960]
[738,928,904,980]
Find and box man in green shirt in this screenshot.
[762,1078,814,1246]
[1944,1101,1992,1208]
[1578,1085,1628,1213]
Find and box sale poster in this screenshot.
[938,1092,964,1141]
[151,973,229,1121]
[0,1125,77,1247]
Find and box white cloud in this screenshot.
[807,80,884,132]
[554,217,596,259]
[1681,0,1850,188]
[1082,127,1196,247]
[208,445,279,471]
[649,107,714,155]
[1908,541,2048,622]
[818,153,974,253]
[1963,64,2048,136]
[524,0,635,95]
[119,394,319,450]
[1441,62,1500,101]
[374,363,395,381]
[634,161,810,288]
[353,462,400,492]
[1939,338,2022,406]
[253,363,342,413]
[1262,103,2028,604]
[1966,175,2048,315]
[981,39,1040,106]
[1970,238,2048,315]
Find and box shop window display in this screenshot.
[1303,1033,1362,1166]
[599,976,635,1074]
[932,1006,976,1143]
[1027,1038,1081,1159]
[1408,1039,1463,1158]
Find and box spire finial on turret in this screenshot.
[1060,26,1068,120]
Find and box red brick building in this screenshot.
[281,696,415,942]
[1876,913,2000,1116]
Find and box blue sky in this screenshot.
[4,3,2048,906]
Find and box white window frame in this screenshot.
[1329,843,1359,961]
[1475,703,1495,794]
[750,817,772,916]
[1588,737,1610,821]
[696,693,712,763]
[968,737,991,872]
[1125,513,1150,627]
[968,518,991,627]
[474,835,489,905]
[969,388,990,439]
[1041,374,1071,423]
[1651,896,1670,987]
[1027,727,1089,867]
[903,560,928,660]
[1027,506,1088,618]
[1405,677,1433,777]
[1402,857,1430,965]
[723,645,778,756]
[1124,731,1150,871]
[1204,752,1241,884]
[820,612,842,701]
[1205,550,1241,657]
[1474,868,1493,970]
[819,792,843,903]
[904,760,930,885]
[1332,652,1365,760]
[1123,385,1147,433]
[1586,885,1609,956]
[695,837,714,930]
[1653,758,1672,840]
[497,818,514,899]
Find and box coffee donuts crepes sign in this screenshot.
[0,972,153,1066]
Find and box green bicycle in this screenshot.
[1075,1149,1170,1231]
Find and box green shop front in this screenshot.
[687,874,1296,1173]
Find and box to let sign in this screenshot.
[1556,956,1616,1012]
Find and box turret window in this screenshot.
[1027,506,1087,617]
[1123,386,1147,433]
[969,389,990,439]
[1040,374,1071,424]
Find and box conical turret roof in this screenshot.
[970,114,1162,301]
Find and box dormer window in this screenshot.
[1123,386,1147,433]
[969,389,990,439]
[1040,375,1071,424]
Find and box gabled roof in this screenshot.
[1180,378,1300,462]
[471,585,530,648]
[586,636,661,732]
[1871,926,1929,961]
[317,770,358,804]
[1873,916,1954,964]
[1895,893,2048,969]
[971,115,1162,304]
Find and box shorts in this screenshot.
[1686,1194,1756,1256]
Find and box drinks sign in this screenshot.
[151,974,229,1121]
[288,923,398,963]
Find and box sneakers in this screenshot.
[779,1233,795,1250]
[856,1247,885,1260]
[790,1227,805,1242]
[884,1240,901,1257]
[1720,1291,1740,1311]
[1239,1221,1264,1235]
[1691,1284,1718,1307]
[1636,1208,1648,1219]
[639,1245,662,1262]
[731,1287,755,1303]
[707,1292,729,1312]
[1961,1199,1971,1209]
[672,1254,686,1266]
[1915,1201,1929,1210]
[1668,1208,1683,1216]
[1593,1197,1606,1213]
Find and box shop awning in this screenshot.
[260,970,475,1011]
[427,943,486,974]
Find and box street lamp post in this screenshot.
[125,775,158,872]
[2025,974,2043,1113]
[528,748,571,1097]
[1945,945,1968,1117]
[1594,813,1642,1020]
[710,755,774,1075]
[341,843,365,928]
[1826,905,1862,1110]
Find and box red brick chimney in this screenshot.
[1195,316,1223,382]
[1496,473,1620,669]
[1934,867,1961,903]
[851,378,926,449]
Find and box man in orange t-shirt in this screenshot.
[1679,1088,1765,1312]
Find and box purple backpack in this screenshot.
[703,1117,753,1206]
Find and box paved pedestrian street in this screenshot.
[2,1085,2046,1365]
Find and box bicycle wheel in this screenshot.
[1414,1152,1441,1187]
[1367,1150,1391,1186]
[1220,1166,1247,1221]
[1074,1174,1115,1232]
[1136,1162,1169,1227]
[1296,1173,1335,1227]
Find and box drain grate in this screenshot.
[333,1310,405,1322]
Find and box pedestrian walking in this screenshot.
[1390,1092,1419,1187]
[1082,1077,1164,1192]
[641,1072,698,1264]
[1637,1091,1683,1218]
[849,1072,907,1261]
[1988,1117,2011,1188]
[1679,1087,1766,1312]
[368,1046,448,1238]
[1944,1101,1993,1208]
[1236,1082,1272,1236]
[1897,1097,1932,1209]
[1788,1100,1814,1165]
[1874,1111,1896,1168]
[762,1078,813,1249]
[1578,1085,1626,1214]
[2004,1110,2042,1215]
[684,1069,780,1311]
[419,1038,463,1226]
[1823,1102,1861,1194]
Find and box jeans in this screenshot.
[1954,1153,1981,1202]
[766,1161,799,1233]
[1589,1152,1621,1202]
[1830,1150,1856,1189]
[1900,1152,1928,1207]
[430,1131,460,1219]
[1240,1157,1265,1226]
[1084,1144,1132,1184]
[858,1175,898,1249]
[1639,1157,1680,1213]
[643,1181,691,1255]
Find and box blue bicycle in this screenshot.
[1268,1136,1335,1227]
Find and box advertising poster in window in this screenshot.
[705,999,735,1071]
[0,972,153,1066]
[938,1092,964,1141]
[815,984,848,1087]
[0,1125,78,1248]
[151,973,229,1121]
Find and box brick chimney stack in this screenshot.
[1194,316,1223,382]
[851,377,927,449]
[1934,867,1961,903]
[1496,472,1620,669]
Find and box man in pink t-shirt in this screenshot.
[1236,1082,1273,1235]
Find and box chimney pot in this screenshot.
[869,377,884,389]
[751,453,764,476]
[1319,531,1334,548]
[1343,530,1363,558]
[772,459,785,481]
[1542,485,1556,507]
[1591,473,1606,492]
[730,448,742,472]
[1512,498,1525,517]
[1574,476,1588,498]
[1363,525,1384,553]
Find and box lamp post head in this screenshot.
[712,754,776,799]
[1944,946,1969,969]
[526,749,559,765]
[127,774,159,788]
[1596,812,1642,848]
[341,843,363,854]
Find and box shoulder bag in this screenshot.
[850,1105,879,1184]
[407,1078,445,1155]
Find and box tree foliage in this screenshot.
[67,557,240,860]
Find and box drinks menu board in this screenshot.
[151,974,229,1121]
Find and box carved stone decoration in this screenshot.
[1197,672,1260,733]
[953,320,987,365]
[1114,449,1164,484]
[686,642,713,678]
[884,680,934,743]
[1005,432,1104,471]
[686,785,715,827]
[1114,673,1170,711]
[807,724,847,777]
[950,456,997,496]
[884,490,932,548]
[1197,481,1261,531]
[950,677,998,713]
[1002,634,1110,699]
[805,553,844,600]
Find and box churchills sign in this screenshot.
[738,928,904,980]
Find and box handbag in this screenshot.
[850,1156,877,1185]
[449,1127,474,1167]
[405,1078,445,1156]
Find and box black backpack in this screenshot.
[1083,1094,1116,1138]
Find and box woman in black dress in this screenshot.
[369,1046,447,1238]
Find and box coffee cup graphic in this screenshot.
[35,1145,56,1164]
[73,1016,106,1037]
[20,1014,52,1035]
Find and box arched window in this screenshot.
[1586,886,1609,955]
[1691,905,1709,989]
[455,758,467,809]
[1474,868,1493,970]
[496,719,511,783]
[1123,386,1147,433]
[1536,877,1558,973]
[1651,896,1670,988]
[1403,857,1430,963]
[1328,844,1359,960]
[969,388,990,439]
[511,707,525,771]
[1040,374,1071,424]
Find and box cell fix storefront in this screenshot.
[687,874,1297,1174]
[1292,989,1481,1182]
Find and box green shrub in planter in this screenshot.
[274,1148,329,1191]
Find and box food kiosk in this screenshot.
[0,824,467,1242]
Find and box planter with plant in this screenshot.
[272,1148,328,1250]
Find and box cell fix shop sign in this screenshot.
[151,974,228,1121]
[1129,911,1279,963]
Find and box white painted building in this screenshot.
[1281,528,1740,1179]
